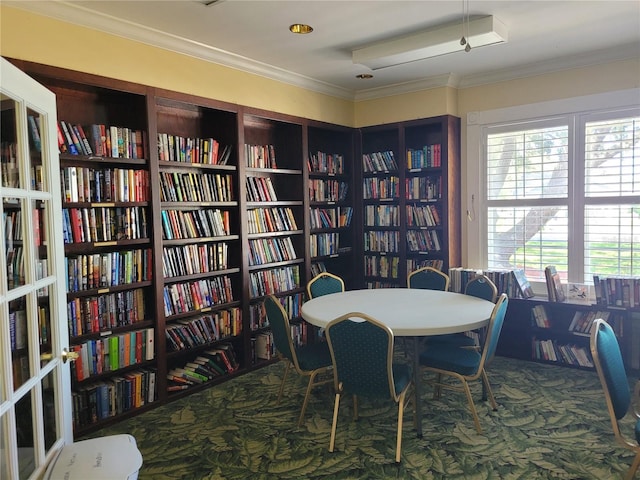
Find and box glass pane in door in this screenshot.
[27,109,44,192]
[9,295,31,390]
[15,390,36,479]
[4,197,26,291]
[1,96,20,188]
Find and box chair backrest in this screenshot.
[325,313,397,400]
[263,295,297,365]
[307,272,345,299]
[407,266,450,291]
[590,318,631,422]
[464,274,498,303]
[478,293,509,368]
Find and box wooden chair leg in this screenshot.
[277,361,291,403]
[461,379,482,434]
[396,392,405,463]
[624,450,640,480]
[329,392,341,453]
[298,371,318,426]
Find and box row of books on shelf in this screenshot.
[406,229,441,252]
[405,176,441,201]
[67,288,146,337]
[247,207,298,234]
[310,206,353,229]
[3,209,24,241]
[160,208,230,240]
[63,206,148,244]
[162,242,229,279]
[364,255,400,279]
[245,144,277,169]
[165,308,242,352]
[593,275,640,309]
[159,171,233,203]
[70,328,155,382]
[72,367,156,430]
[77,292,122,336]
[364,230,400,253]
[308,179,349,202]
[249,236,297,266]
[62,166,149,204]
[249,293,305,331]
[363,176,400,200]
[364,204,399,227]
[157,133,232,165]
[6,246,24,290]
[531,338,594,368]
[167,344,239,391]
[448,267,534,299]
[59,121,145,159]
[253,323,307,361]
[163,276,234,317]
[309,232,343,257]
[568,310,613,335]
[245,176,278,202]
[66,249,152,292]
[362,151,398,172]
[308,151,344,175]
[406,144,442,169]
[408,258,444,272]
[406,204,441,227]
[249,265,300,298]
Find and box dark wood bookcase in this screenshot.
[8,58,463,434]
[306,122,357,289]
[498,297,637,373]
[360,116,461,288]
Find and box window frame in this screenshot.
[464,88,640,293]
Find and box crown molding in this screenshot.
[6,1,356,100]
[6,2,639,102]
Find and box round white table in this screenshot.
[301,288,496,437]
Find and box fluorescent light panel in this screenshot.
[353,16,508,70]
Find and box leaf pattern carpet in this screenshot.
[88,356,638,479]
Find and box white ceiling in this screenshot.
[7,0,640,100]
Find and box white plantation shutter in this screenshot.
[485,122,569,280]
[583,115,640,277]
[483,110,640,283]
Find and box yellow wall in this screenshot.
[0,6,354,127]
[2,5,638,128]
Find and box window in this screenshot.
[483,109,639,284]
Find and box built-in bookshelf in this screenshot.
[307,123,356,287]
[155,93,244,398]
[243,112,306,363]
[360,117,460,288]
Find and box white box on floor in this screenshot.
[44,434,142,480]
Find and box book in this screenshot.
[512,269,534,299]
[545,265,566,303]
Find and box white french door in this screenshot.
[0,57,72,479]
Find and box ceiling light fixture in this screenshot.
[289,24,313,34]
[352,15,507,70]
[356,74,373,79]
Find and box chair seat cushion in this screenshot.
[392,363,412,395]
[295,341,332,371]
[419,344,481,376]
[426,333,477,347]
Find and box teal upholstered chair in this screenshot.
[325,313,413,463]
[264,295,333,426]
[307,272,345,299]
[590,318,640,480]
[427,274,499,348]
[407,266,450,291]
[419,293,509,433]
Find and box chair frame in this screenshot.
[264,295,333,426]
[422,293,509,433]
[306,271,345,299]
[407,266,450,291]
[590,318,640,480]
[325,312,413,463]
[464,274,498,303]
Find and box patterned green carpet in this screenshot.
[89,356,638,479]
